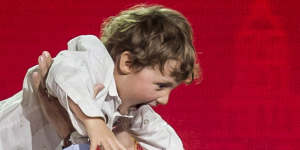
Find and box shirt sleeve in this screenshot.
[130,105,184,150]
[45,54,107,136]
[45,35,112,136]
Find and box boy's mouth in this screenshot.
[134,101,157,108]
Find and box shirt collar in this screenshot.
[107,76,122,106]
[107,76,139,116]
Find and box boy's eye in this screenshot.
[156,83,169,90]
[158,84,167,88]
[154,82,174,90]
[157,85,166,89]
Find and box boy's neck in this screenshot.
[118,104,130,115]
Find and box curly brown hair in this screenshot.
[100,4,201,83]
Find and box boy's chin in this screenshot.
[133,103,145,108]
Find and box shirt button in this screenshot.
[143,119,149,125]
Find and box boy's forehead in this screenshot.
[153,60,179,82]
[158,60,179,75]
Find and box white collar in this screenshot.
[107,75,122,106]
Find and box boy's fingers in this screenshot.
[102,142,110,150]
[90,143,106,150]
[107,138,126,150]
[89,142,98,150]
[117,142,127,150]
[114,140,127,150]
[93,84,105,99]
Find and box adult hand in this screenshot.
[31,51,74,139]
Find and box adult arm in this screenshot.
[32,51,74,139]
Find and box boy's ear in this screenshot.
[118,51,133,74]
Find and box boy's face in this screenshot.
[116,58,179,108]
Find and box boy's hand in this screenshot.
[85,117,127,150]
[115,131,136,150]
[68,98,126,150]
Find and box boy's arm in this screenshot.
[34,51,126,150]
[130,105,184,150]
[45,35,114,135]
[45,49,105,135]
[42,54,126,150]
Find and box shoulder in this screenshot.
[130,105,162,129]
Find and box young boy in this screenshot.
[0,4,200,150]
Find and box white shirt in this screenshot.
[0,35,183,150]
[0,70,62,150]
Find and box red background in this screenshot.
[1,0,300,149]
